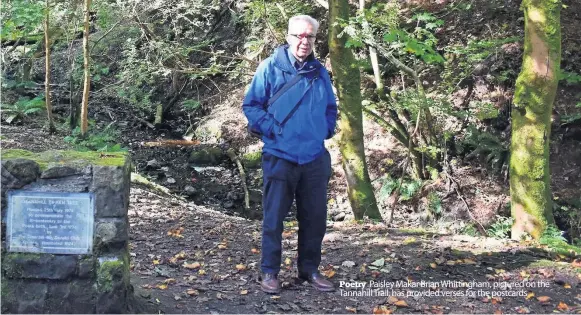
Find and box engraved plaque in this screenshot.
[6,191,94,254]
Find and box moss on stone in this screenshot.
[96,252,129,293]
[97,260,124,293]
[2,253,44,278]
[242,151,262,169]
[2,149,127,171]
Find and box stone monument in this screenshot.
[1,150,132,313]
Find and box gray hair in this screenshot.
[288,15,319,34]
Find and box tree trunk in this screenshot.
[80,0,92,136]
[44,0,55,133]
[329,0,381,220]
[510,0,560,240]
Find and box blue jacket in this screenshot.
[242,45,338,165]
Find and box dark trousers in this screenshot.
[260,150,332,275]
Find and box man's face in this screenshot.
[287,20,315,61]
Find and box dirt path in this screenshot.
[128,185,581,314]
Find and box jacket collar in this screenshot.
[272,44,321,74]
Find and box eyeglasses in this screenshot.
[288,34,316,42]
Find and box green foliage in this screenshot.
[427,192,442,216]
[382,13,445,64]
[1,0,45,41]
[558,70,581,85]
[337,5,444,65]
[486,215,514,239]
[377,175,423,202]
[461,223,479,237]
[539,224,567,243]
[64,124,127,152]
[1,95,45,124]
[182,99,201,111]
[442,36,519,90]
[461,126,508,173]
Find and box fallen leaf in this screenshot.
[557,301,569,311]
[251,248,259,254]
[186,289,199,296]
[491,297,502,304]
[403,237,417,244]
[394,300,408,307]
[153,259,160,265]
[216,293,223,300]
[526,292,535,300]
[282,231,293,239]
[463,258,477,264]
[345,306,357,313]
[183,262,201,269]
[218,243,227,249]
[564,283,571,289]
[430,263,437,269]
[372,305,393,314]
[174,295,181,301]
[415,266,421,271]
[494,310,503,314]
[515,306,530,314]
[387,296,399,304]
[371,258,385,267]
[271,295,280,300]
[360,264,367,273]
[156,284,168,290]
[163,278,177,284]
[445,260,456,266]
[285,257,292,265]
[167,227,185,238]
[572,259,581,268]
[240,290,248,295]
[322,269,336,278]
[198,269,206,275]
[520,270,530,278]
[236,264,247,271]
[536,296,551,303]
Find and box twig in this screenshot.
[226,148,250,211]
[262,0,281,44]
[136,117,155,129]
[446,173,488,236]
[90,19,122,55]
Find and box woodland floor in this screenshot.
[2,121,581,314]
[2,0,581,313]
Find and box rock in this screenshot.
[95,218,129,246]
[249,189,262,203]
[146,159,160,169]
[166,177,176,184]
[341,260,356,268]
[241,151,262,169]
[224,200,235,209]
[160,166,170,172]
[91,162,131,218]
[41,165,80,179]
[184,185,196,196]
[226,191,239,201]
[1,159,40,189]
[3,253,77,280]
[189,147,225,165]
[333,212,346,221]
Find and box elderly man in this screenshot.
[242,15,338,294]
